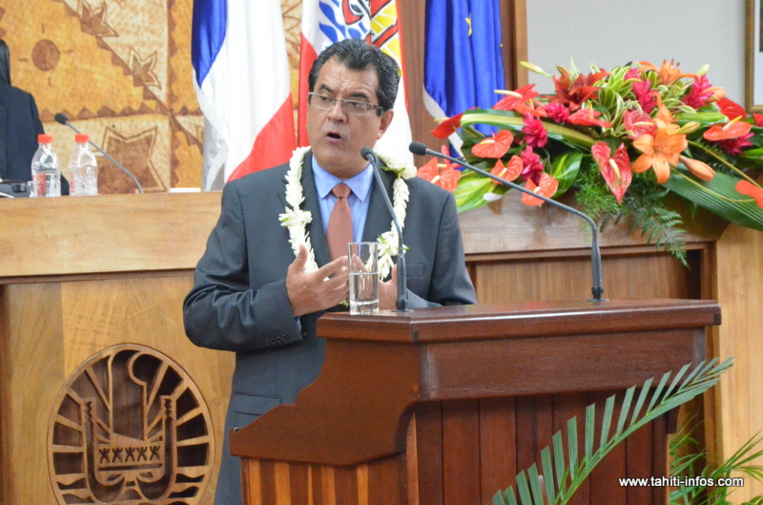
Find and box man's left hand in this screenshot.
[378,265,399,310]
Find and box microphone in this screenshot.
[361,146,409,311]
[55,113,144,194]
[409,141,605,302]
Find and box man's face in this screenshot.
[306,58,394,180]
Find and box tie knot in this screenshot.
[332,182,351,199]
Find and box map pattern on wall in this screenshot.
[0,0,303,192]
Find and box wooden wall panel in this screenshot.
[471,249,702,304]
[0,275,233,505]
[715,224,763,502]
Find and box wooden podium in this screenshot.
[0,193,231,505]
[231,299,720,505]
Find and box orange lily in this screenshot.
[679,156,715,181]
[522,173,559,206]
[639,59,693,85]
[632,121,688,184]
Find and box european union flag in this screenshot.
[423,0,505,146]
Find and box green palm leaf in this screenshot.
[663,167,763,231]
[493,358,733,505]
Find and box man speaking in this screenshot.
[184,38,477,505]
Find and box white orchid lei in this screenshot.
[278,147,415,280]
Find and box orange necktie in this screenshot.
[326,182,353,260]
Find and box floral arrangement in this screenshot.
[417,59,763,263]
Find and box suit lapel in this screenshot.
[362,168,397,243]
[300,153,332,267]
[0,104,7,177]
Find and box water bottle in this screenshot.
[30,134,61,197]
[68,134,98,196]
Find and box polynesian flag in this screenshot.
[298,0,412,164]
[423,0,505,152]
[192,0,296,190]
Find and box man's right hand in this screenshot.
[286,244,349,317]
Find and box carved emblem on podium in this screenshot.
[47,344,214,504]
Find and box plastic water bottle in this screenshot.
[68,134,98,196]
[30,134,61,197]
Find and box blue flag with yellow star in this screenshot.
[423,0,505,146]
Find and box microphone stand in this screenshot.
[55,114,144,194]
[410,142,605,302]
[362,148,409,311]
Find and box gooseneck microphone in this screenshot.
[55,113,144,194]
[409,141,605,302]
[361,147,409,311]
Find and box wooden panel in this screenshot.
[715,224,763,502]
[473,249,701,304]
[0,276,234,505]
[478,398,517,504]
[0,192,220,279]
[442,400,481,503]
[241,456,405,505]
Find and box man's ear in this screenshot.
[377,109,394,139]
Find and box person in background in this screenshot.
[0,39,69,195]
[183,39,477,505]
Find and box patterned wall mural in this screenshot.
[0,0,303,192]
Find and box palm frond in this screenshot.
[493,358,732,505]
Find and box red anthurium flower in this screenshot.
[717,97,747,121]
[591,142,632,203]
[431,113,464,139]
[735,180,763,209]
[471,129,514,158]
[491,156,523,183]
[567,107,611,128]
[522,173,559,206]
[754,113,763,127]
[494,84,538,111]
[522,114,548,148]
[416,157,462,191]
[623,109,656,138]
[704,120,753,141]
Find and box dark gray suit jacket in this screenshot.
[183,152,476,505]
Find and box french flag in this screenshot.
[298,0,413,164]
[192,0,296,190]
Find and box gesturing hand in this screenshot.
[378,265,399,310]
[286,244,349,317]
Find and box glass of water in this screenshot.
[347,242,379,315]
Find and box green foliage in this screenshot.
[669,426,763,505]
[438,60,763,261]
[493,359,733,505]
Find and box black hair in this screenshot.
[308,38,399,115]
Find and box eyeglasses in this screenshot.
[308,92,383,116]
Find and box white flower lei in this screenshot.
[278,147,415,280]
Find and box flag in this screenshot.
[423,0,505,151]
[298,0,412,164]
[192,0,296,190]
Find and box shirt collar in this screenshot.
[312,155,374,202]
